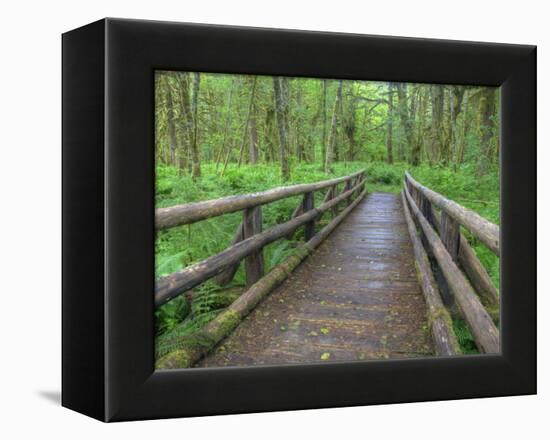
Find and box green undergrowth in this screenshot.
[155,160,499,358]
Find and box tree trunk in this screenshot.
[449,86,465,168]
[264,108,276,163]
[238,77,258,166]
[456,90,470,166]
[215,80,235,171]
[396,83,416,164]
[249,101,259,164]
[165,76,178,166]
[386,82,394,164]
[273,77,290,181]
[190,73,201,179]
[321,80,328,168]
[325,80,343,173]
[343,85,357,161]
[476,88,497,177]
[429,85,444,164]
[414,86,428,164]
[176,72,193,173]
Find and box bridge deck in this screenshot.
[198,192,433,367]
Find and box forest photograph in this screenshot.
[153,70,501,369]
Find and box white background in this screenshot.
[0,0,546,437]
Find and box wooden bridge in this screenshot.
[155,170,500,369]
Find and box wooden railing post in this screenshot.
[303,191,315,240]
[243,206,264,287]
[358,172,365,196]
[214,221,244,286]
[331,186,339,217]
[418,192,434,228]
[440,211,460,261]
[344,179,352,206]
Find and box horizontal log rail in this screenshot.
[401,190,460,356]
[156,169,364,230]
[156,170,366,308]
[402,174,500,354]
[405,172,499,255]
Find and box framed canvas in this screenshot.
[62,18,536,422]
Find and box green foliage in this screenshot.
[155,296,190,335]
[452,319,478,354]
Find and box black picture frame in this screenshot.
[62,18,536,422]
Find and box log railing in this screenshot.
[155,169,367,308]
[155,170,367,368]
[402,172,500,354]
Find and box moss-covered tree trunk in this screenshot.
[164,76,178,167]
[273,77,290,181]
[325,80,342,173]
[413,86,428,164]
[215,80,235,171]
[176,72,193,173]
[264,107,276,163]
[386,82,394,164]
[321,80,328,168]
[476,88,496,177]
[238,76,258,166]
[249,101,259,164]
[190,73,201,179]
[396,83,417,165]
[449,86,465,167]
[429,84,445,164]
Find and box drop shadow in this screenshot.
[37,390,61,405]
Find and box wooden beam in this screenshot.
[213,221,243,286]
[303,192,315,241]
[458,235,500,309]
[403,184,499,354]
[243,206,264,287]
[440,211,460,261]
[401,190,460,356]
[405,172,499,255]
[429,208,500,315]
[156,169,365,230]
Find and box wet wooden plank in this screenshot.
[197,192,434,367]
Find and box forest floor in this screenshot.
[155,161,500,357]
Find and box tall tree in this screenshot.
[449,86,465,167]
[238,77,258,166]
[429,84,445,164]
[176,72,193,173]
[385,82,394,164]
[343,84,357,161]
[273,77,290,181]
[413,86,429,164]
[190,72,201,179]
[325,80,343,173]
[249,93,260,164]
[396,83,416,164]
[321,80,328,168]
[264,107,276,163]
[215,79,235,171]
[164,75,178,166]
[476,87,497,176]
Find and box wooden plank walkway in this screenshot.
[198,192,433,367]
